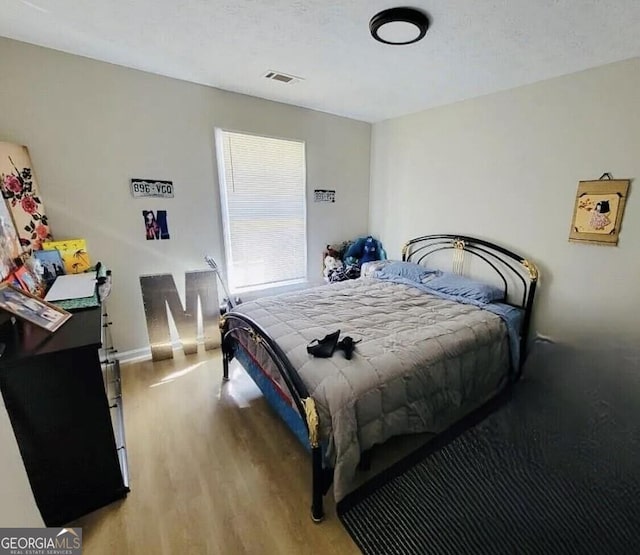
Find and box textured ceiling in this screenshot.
[2,0,640,122]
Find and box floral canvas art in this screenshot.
[0,142,53,254]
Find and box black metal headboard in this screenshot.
[402,234,539,371]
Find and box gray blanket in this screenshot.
[230,277,510,501]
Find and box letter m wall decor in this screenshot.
[139,270,220,361]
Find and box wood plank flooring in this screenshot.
[72,350,358,554]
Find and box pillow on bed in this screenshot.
[374,260,438,283]
[423,272,504,303]
[360,259,392,277]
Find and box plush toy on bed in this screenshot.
[324,244,342,260]
[323,255,344,281]
[361,236,380,264]
[344,235,385,267]
[322,237,385,283]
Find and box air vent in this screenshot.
[263,70,304,85]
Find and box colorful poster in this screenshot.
[0,142,53,254]
[41,239,91,274]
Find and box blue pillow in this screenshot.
[423,272,504,304]
[375,261,437,283]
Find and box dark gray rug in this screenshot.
[338,343,640,555]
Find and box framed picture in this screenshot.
[33,248,66,285]
[569,179,630,246]
[0,283,71,332]
[0,195,21,281]
[14,265,40,296]
[6,272,22,290]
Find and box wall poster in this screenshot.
[143,210,170,240]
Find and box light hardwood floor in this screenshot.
[74,349,429,554]
[72,349,359,554]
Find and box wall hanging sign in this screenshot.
[569,176,630,246]
[130,178,174,198]
[0,141,53,254]
[314,189,336,203]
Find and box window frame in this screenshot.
[214,128,308,293]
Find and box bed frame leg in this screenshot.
[311,446,324,523]
[219,319,231,382]
[222,352,229,382]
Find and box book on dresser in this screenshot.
[0,278,129,526]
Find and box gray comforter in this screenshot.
[231,277,510,501]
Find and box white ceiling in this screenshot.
[2,1,640,122]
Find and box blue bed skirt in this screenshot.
[234,347,311,451]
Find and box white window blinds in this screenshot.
[216,130,307,291]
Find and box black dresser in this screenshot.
[0,300,129,526]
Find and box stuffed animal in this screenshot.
[344,235,385,266]
[323,255,344,279]
[323,244,342,260]
[361,236,379,264]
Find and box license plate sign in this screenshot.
[131,179,174,198]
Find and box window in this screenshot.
[216,129,307,291]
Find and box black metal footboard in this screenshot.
[219,312,330,522]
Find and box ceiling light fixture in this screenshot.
[369,7,429,45]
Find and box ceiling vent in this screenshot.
[263,71,304,85]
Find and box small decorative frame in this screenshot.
[569,178,630,246]
[14,265,40,296]
[0,283,71,332]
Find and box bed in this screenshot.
[219,234,539,522]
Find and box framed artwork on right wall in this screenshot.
[569,179,630,246]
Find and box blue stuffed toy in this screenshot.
[361,236,380,264]
[344,235,385,266]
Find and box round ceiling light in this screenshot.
[369,7,429,45]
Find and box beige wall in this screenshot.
[0,37,370,523]
[370,58,640,348]
[0,37,371,355]
[0,397,42,526]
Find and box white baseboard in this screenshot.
[116,346,152,365]
[116,339,220,365]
